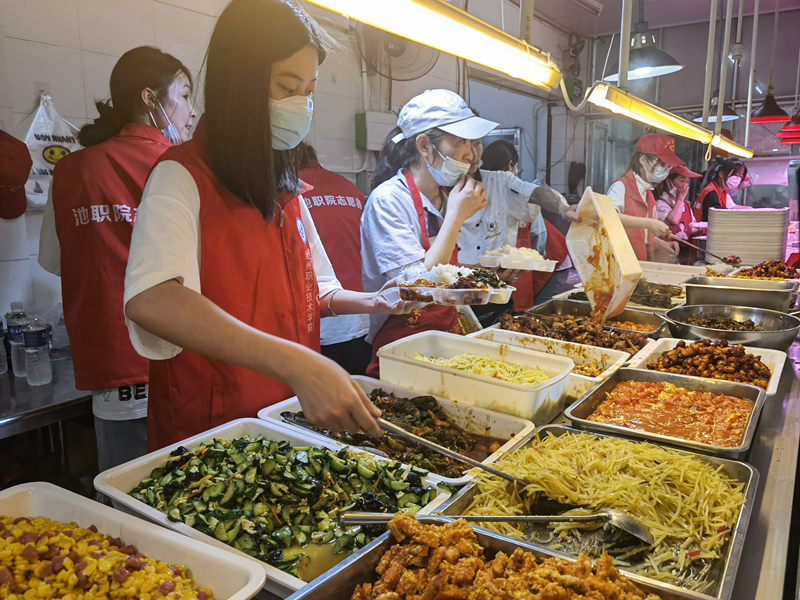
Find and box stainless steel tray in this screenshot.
[284,518,692,600]
[435,425,758,600]
[528,298,668,338]
[564,368,766,459]
[682,276,798,312]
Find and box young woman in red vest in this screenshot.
[38,47,195,471]
[693,158,746,222]
[654,165,702,264]
[360,90,496,377]
[123,0,409,451]
[605,133,681,262]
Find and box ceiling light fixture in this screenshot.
[305,0,562,90]
[752,0,790,123]
[603,0,683,82]
[693,94,739,123]
[569,0,603,16]
[710,134,754,158]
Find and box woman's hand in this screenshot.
[371,278,417,315]
[648,219,672,238]
[290,351,382,437]
[564,206,580,222]
[493,267,523,282]
[447,175,488,224]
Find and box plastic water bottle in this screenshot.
[0,321,7,376]
[24,315,52,386]
[7,302,29,378]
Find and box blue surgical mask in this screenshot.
[270,95,313,150]
[425,147,471,187]
[147,95,183,146]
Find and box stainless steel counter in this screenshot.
[0,350,91,439]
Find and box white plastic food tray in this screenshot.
[626,338,787,397]
[257,375,537,487]
[376,331,574,424]
[480,255,558,272]
[639,261,708,286]
[466,327,629,402]
[0,482,266,600]
[94,418,451,598]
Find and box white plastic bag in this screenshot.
[15,94,81,210]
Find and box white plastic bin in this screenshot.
[376,331,574,423]
[0,482,266,600]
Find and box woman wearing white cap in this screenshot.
[361,89,496,377]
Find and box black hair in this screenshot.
[295,141,318,169]
[707,158,746,187]
[628,151,659,179]
[654,172,682,198]
[78,46,191,147]
[482,140,518,172]
[372,126,446,190]
[204,0,333,221]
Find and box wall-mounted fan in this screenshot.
[355,23,440,82]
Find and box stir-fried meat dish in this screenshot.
[297,389,504,478]
[472,268,508,289]
[724,255,742,265]
[449,274,488,290]
[683,315,765,332]
[645,339,771,389]
[350,514,662,600]
[607,320,657,332]
[735,260,800,280]
[499,313,649,355]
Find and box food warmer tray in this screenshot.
[257,375,537,487]
[434,425,758,600]
[552,286,686,313]
[564,368,766,459]
[283,518,692,600]
[681,276,798,312]
[527,298,669,338]
[94,418,452,598]
[0,482,266,600]
[625,338,787,397]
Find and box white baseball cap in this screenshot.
[392,89,498,143]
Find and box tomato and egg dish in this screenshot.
[588,381,753,447]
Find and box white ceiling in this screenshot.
[532,0,800,37]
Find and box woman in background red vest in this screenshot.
[123,0,408,451]
[693,158,746,221]
[605,134,681,262]
[38,47,195,471]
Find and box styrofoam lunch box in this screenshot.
[376,331,574,424]
[466,327,629,402]
[94,418,451,598]
[0,482,266,600]
[626,337,787,397]
[479,255,558,272]
[257,375,537,487]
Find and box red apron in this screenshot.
[147,119,320,451]
[366,171,461,378]
[693,182,725,222]
[530,220,570,298]
[616,170,656,262]
[511,222,535,311]
[52,123,171,390]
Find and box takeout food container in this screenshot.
[376,331,574,424]
[466,327,629,402]
[565,187,642,322]
[565,368,766,459]
[682,276,798,312]
[625,337,787,397]
[527,298,669,338]
[257,375,536,487]
[479,254,558,272]
[0,482,266,600]
[282,517,689,600]
[94,418,451,598]
[436,425,759,600]
[662,305,800,351]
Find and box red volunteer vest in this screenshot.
[693,182,725,222]
[365,171,461,378]
[530,220,569,298]
[617,170,656,262]
[299,160,365,292]
[147,120,320,451]
[511,222,534,310]
[52,123,171,390]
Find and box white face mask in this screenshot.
[270,95,313,150]
[147,94,183,146]
[726,175,742,190]
[425,146,471,187]
[644,158,670,184]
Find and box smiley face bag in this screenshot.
[15,93,81,210]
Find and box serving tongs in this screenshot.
[280,411,391,458]
[668,234,738,265]
[338,509,655,545]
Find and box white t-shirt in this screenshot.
[606,171,653,214]
[123,160,342,360]
[360,171,443,342]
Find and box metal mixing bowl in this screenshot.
[662,304,800,350]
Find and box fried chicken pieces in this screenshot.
[351,514,661,600]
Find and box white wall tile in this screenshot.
[0,258,34,312]
[25,213,43,258]
[153,1,213,73]
[6,38,86,118]
[4,0,81,49]
[0,29,10,108]
[0,107,14,132]
[76,0,155,57]
[314,138,354,171]
[313,93,355,142]
[0,216,28,261]
[214,0,230,16]
[155,0,216,16]
[317,54,354,99]
[81,51,118,119]
[389,80,412,108]
[31,260,63,313]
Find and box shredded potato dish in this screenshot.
[413,353,550,386]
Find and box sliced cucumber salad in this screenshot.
[129,435,440,579]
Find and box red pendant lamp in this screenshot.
[752,0,790,123]
[781,113,800,132]
[779,136,800,144]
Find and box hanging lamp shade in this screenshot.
[604,19,683,82]
[779,136,800,144]
[751,91,791,123]
[775,129,800,139]
[779,112,800,132]
[693,94,739,123]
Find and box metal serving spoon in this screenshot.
[338,509,655,545]
[668,234,737,265]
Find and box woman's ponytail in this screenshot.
[77,100,125,147]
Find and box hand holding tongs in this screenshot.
[668,234,736,265]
